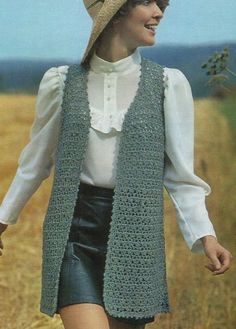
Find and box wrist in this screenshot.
[0,223,8,234]
[200,235,217,244]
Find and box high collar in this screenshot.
[89,48,141,74]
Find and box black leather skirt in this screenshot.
[56,181,155,325]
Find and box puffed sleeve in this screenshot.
[163,67,217,254]
[0,65,69,225]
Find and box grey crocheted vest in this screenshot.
[40,56,171,320]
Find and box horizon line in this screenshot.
[1,40,235,63]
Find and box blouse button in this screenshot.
[107,97,111,101]
[107,84,111,88]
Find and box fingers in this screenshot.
[205,251,233,275]
[212,252,233,275]
[211,255,221,270]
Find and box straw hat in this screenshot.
[81,0,170,65]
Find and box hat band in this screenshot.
[87,0,105,10]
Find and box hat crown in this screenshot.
[83,0,105,20]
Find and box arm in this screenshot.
[163,68,233,274]
[163,67,216,254]
[0,66,68,225]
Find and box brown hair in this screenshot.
[112,0,169,20]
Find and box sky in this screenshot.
[0,0,236,61]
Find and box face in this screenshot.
[113,0,164,49]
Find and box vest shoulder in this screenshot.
[141,56,164,70]
[67,63,88,74]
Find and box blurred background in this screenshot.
[0,0,235,96]
[0,1,236,328]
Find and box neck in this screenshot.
[96,32,137,63]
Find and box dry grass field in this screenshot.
[0,94,235,329]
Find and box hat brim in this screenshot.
[81,0,127,64]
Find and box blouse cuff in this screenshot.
[168,191,217,254]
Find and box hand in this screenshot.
[0,223,8,256]
[201,235,233,275]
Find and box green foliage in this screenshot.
[201,47,236,91]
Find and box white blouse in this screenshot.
[0,48,217,254]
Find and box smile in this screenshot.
[144,24,157,34]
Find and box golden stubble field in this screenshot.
[0,94,235,329]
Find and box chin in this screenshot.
[140,40,156,47]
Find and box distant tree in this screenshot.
[201,47,236,97]
[0,75,4,92]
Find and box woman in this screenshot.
[0,1,233,329]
